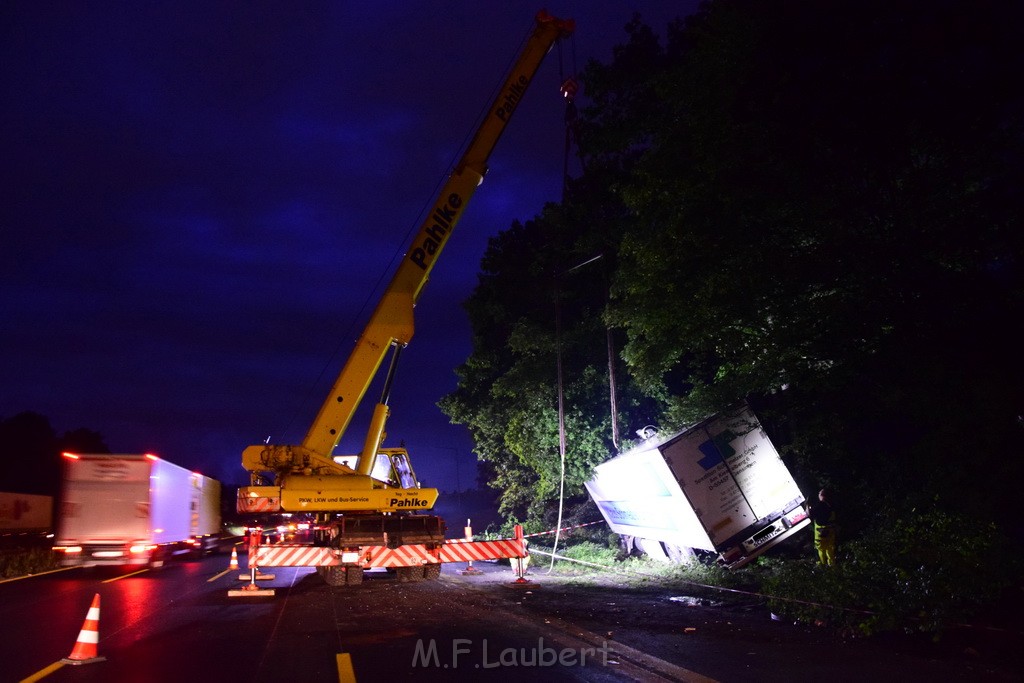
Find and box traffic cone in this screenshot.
[229,547,239,571]
[61,593,106,665]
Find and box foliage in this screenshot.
[758,509,1020,636]
[0,546,60,579]
[0,412,109,497]
[550,540,618,565]
[540,506,1019,639]
[444,0,1024,535]
[592,0,1024,522]
[440,205,660,522]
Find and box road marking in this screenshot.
[207,568,232,582]
[541,613,720,683]
[18,661,64,682]
[443,574,719,682]
[0,566,79,584]
[336,653,357,682]
[101,568,149,583]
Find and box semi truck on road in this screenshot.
[0,491,53,536]
[54,453,221,568]
[586,403,809,568]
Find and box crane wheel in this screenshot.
[423,563,441,581]
[395,565,425,582]
[317,566,363,587]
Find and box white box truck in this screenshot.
[0,492,53,535]
[54,453,221,567]
[585,403,809,568]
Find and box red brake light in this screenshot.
[62,452,80,460]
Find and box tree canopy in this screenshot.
[0,412,109,496]
[442,0,1024,529]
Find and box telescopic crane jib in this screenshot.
[236,11,574,585]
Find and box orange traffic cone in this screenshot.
[61,593,106,665]
[229,547,239,571]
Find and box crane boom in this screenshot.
[240,12,573,517]
[303,11,573,470]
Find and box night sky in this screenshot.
[2,3,696,488]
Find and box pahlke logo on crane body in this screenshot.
[390,498,429,508]
[495,74,530,122]
[409,193,463,270]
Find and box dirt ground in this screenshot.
[444,559,1024,681]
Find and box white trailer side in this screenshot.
[586,403,810,567]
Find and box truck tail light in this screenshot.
[55,545,83,554]
[129,543,156,554]
[784,507,808,525]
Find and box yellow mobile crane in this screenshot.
[237,11,574,586]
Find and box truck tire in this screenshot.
[318,566,362,587]
[345,566,363,586]
[395,565,425,582]
[663,542,696,564]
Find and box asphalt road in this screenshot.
[2,551,1019,683]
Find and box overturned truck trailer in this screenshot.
[586,403,809,568]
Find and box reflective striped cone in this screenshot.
[229,547,239,571]
[62,593,106,664]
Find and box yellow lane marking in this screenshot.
[207,568,232,583]
[0,566,78,584]
[336,653,357,683]
[102,568,149,583]
[18,661,65,682]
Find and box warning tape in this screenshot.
[522,520,605,538]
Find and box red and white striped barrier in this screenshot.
[255,545,341,567]
[365,544,436,568]
[243,524,529,571]
[439,538,525,563]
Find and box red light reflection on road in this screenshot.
[115,573,156,626]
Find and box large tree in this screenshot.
[588,0,1023,524]
[440,201,659,520]
[0,412,109,496]
[445,0,1024,527]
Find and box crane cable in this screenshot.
[547,33,579,573]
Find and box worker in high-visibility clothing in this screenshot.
[809,488,837,566]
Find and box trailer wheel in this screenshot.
[423,563,441,581]
[663,543,696,564]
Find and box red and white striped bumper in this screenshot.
[250,526,527,569]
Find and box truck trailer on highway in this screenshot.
[586,403,809,568]
[0,491,53,537]
[54,453,221,567]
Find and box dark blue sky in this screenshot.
[1,2,695,488]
